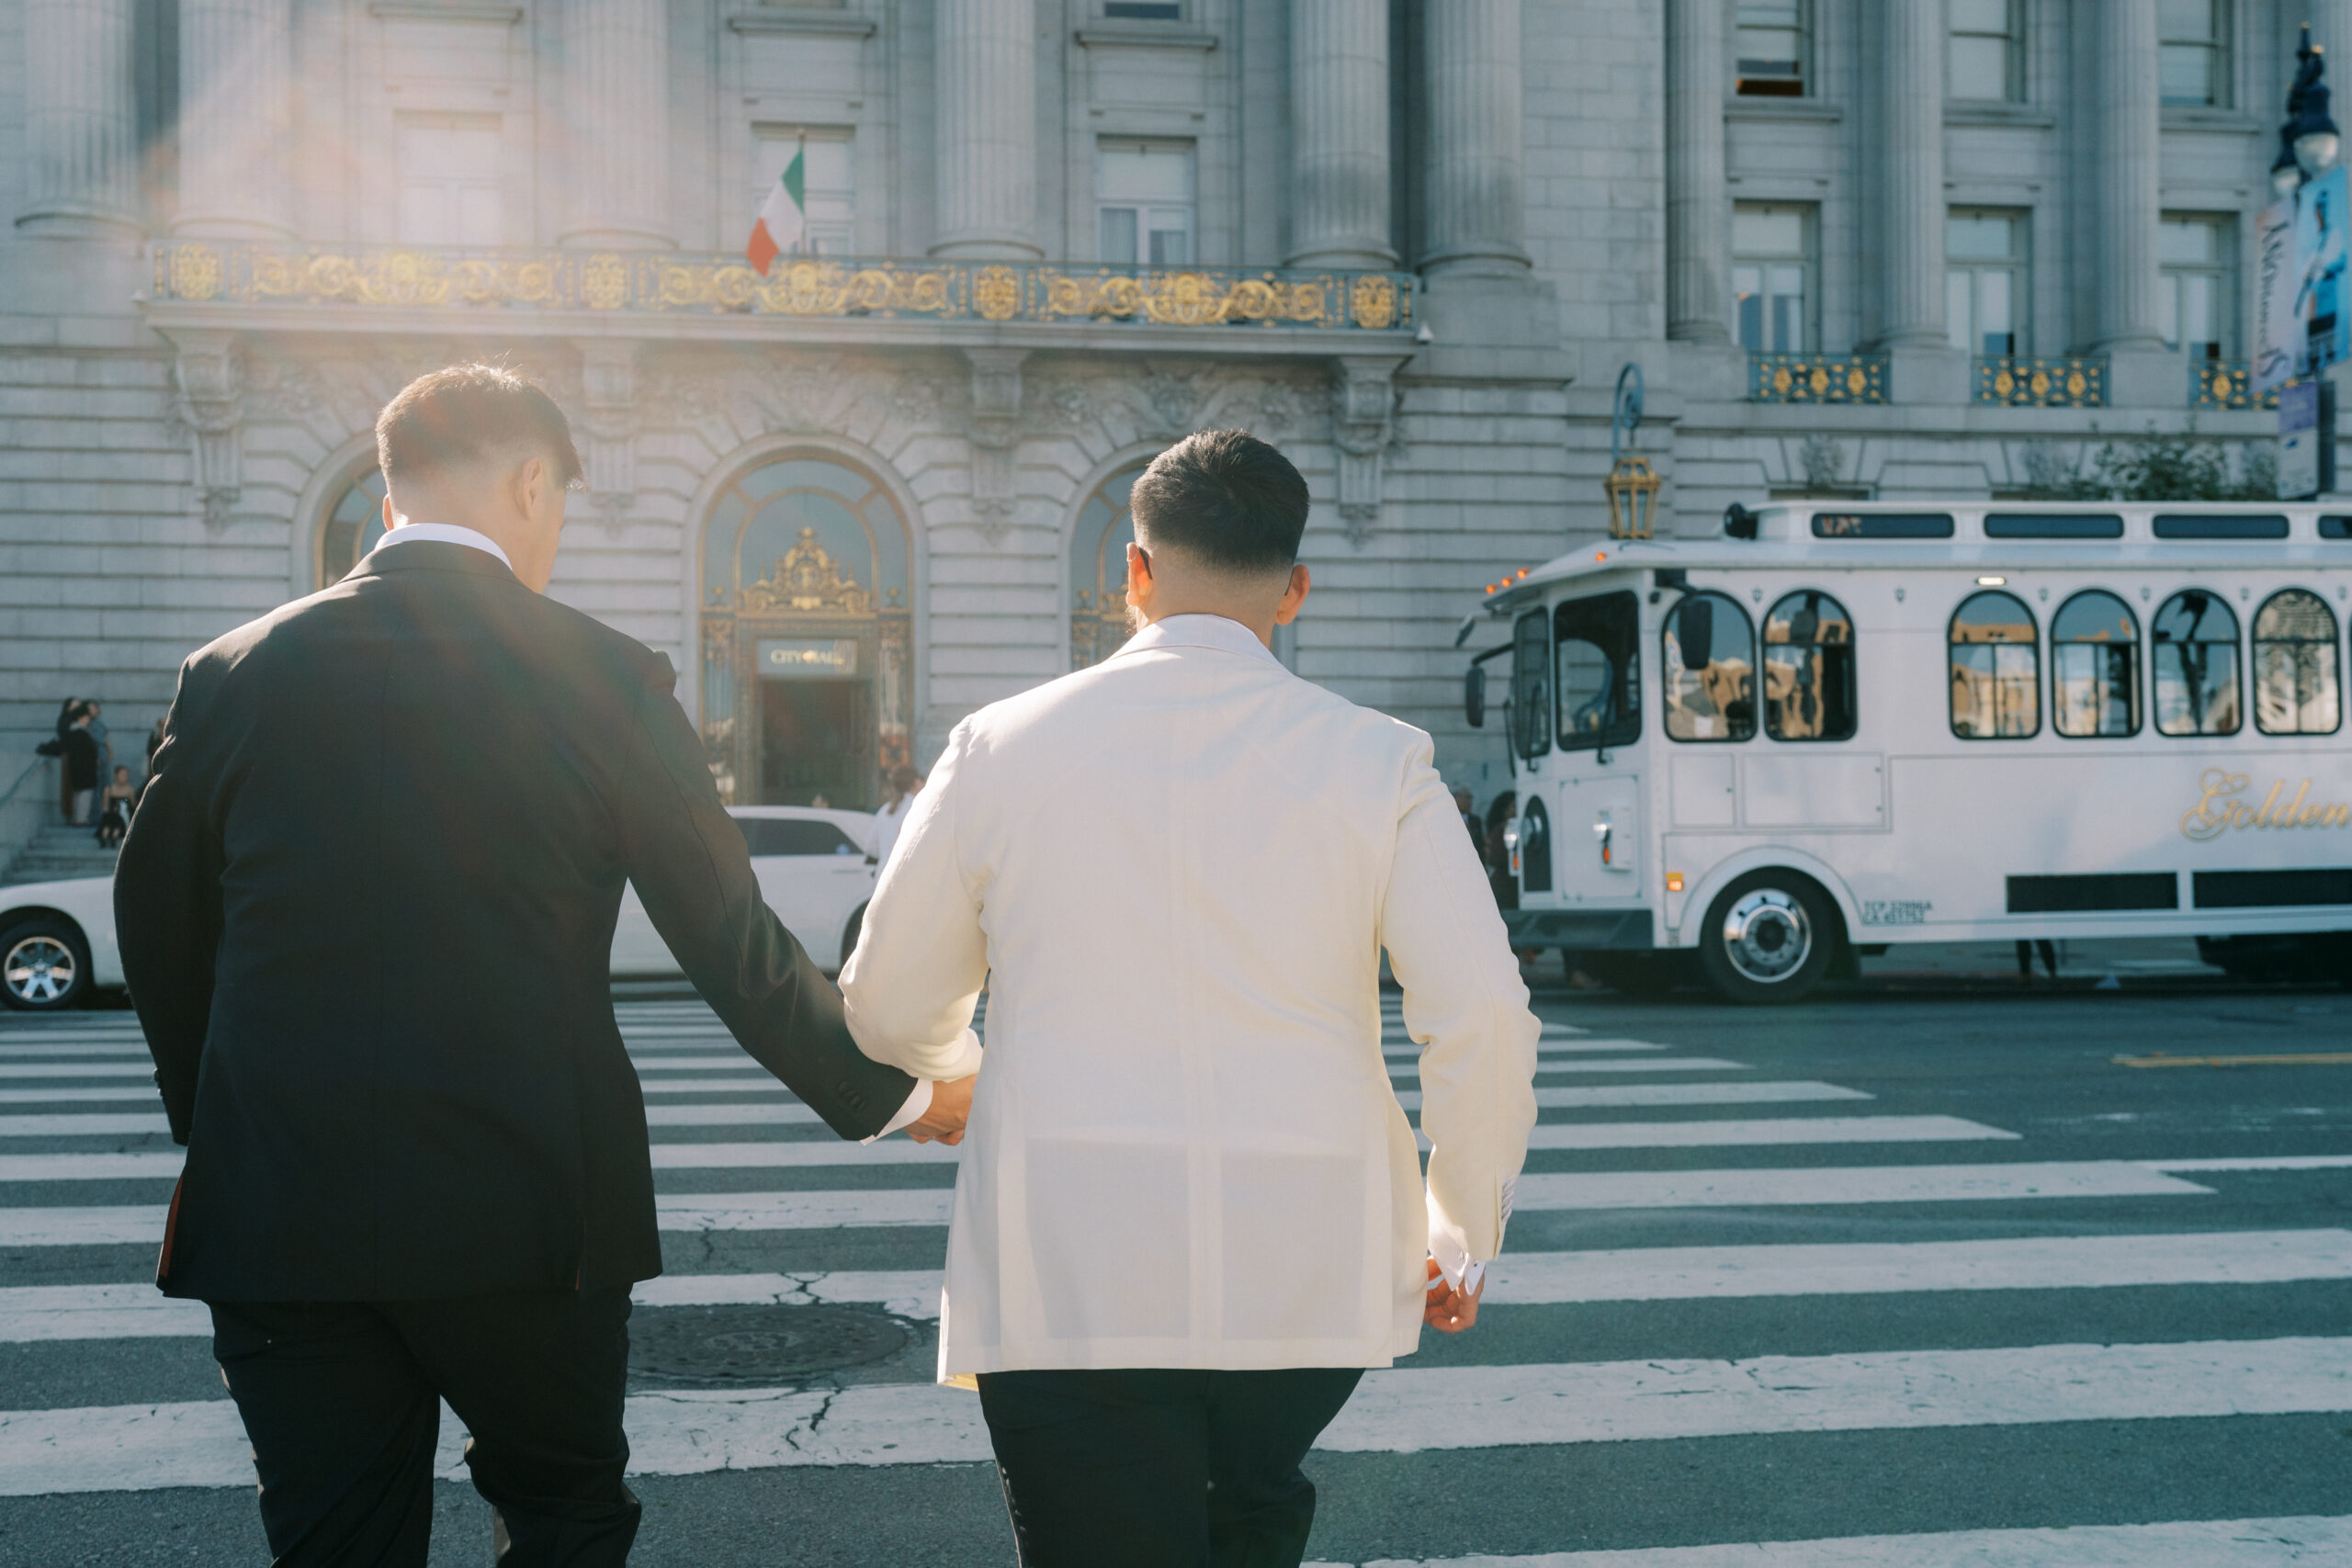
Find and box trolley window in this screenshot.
[1510,609,1551,759]
[1813,512,1955,539]
[1984,513,2125,538]
[1762,590,1857,741]
[2051,591,2140,738]
[1949,590,2040,739]
[2153,513,2290,539]
[2152,589,2242,736]
[1662,591,1757,742]
[1554,591,1641,751]
[2253,588,2343,736]
[2322,516,2352,539]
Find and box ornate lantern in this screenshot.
[1604,454,1661,540]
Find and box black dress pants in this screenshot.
[206,1287,640,1568]
[976,1367,1364,1568]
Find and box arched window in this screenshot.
[2051,590,2139,738]
[1069,464,1147,670]
[1662,591,1756,742]
[318,468,388,590]
[2254,588,2343,735]
[698,454,913,808]
[1762,590,1856,741]
[1949,590,2039,739]
[2152,589,2241,737]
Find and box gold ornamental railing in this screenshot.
[150,241,1415,333]
[2189,359,2280,411]
[1973,355,2106,408]
[1748,352,1888,404]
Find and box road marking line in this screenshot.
[18,1231,2351,1343]
[652,1190,952,1230]
[11,1338,2349,1492]
[2117,1053,2352,1068]
[1510,1161,2211,1211]
[1524,1116,2014,1150]
[645,1102,823,1127]
[1394,1082,1871,1111]
[0,1088,161,1105]
[0,1043,149,1058]
[637,1078,789,1095]
[0,1153,180,1180]
[0,1206,166,1245]
[1487,1229,2352,1304]
[2144,1156,2352,1173]
[1307,1514,2352,1567]
[0,1112,170,1136]
[649,1141,961,1169]
[0,1063,156,1078]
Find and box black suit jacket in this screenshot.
[117,541,917,1302]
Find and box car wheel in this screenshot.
[840,902,867,970]
[1697,872,1838,1006]
[0,918,90,1011]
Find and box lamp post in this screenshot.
[1603,363,1661,540]
[2279,26,2343,496]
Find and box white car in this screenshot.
[0,806,879,1012]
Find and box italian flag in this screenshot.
[747,141,807,276]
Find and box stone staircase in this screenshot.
[3,822,120,886]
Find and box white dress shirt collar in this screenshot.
[1116,612,1283,669]
[372,523,514,572]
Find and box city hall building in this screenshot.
[0,0,2326,818]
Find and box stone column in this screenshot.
[16,0,139,236]
[1286,0,1392,270]
[933,0,1039,260]
[1421,0,1528,276]
[1875,2,1945,350]
[1665,0,1729,344]
[2093,0,2165,354]
[561,0,672,248]
[175,0,294,238]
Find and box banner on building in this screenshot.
[2296,166,2352,374]
[2279,378,2323,498]
[2253,197,2301,395]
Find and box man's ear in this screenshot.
[1272,563,1311,626]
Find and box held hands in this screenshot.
[1423,1256,1485,1334]
[905,1072,974,1145]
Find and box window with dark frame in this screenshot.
[2159,214,2236,360]
[1554,592,1643,751]
[2252,588,2343,736]
[1663,592,1758,743]
[2051,590,2141,739]
[2152,589,2243,736]
[1103,1,1182,17]
[1734,1,1808,96]
[2159,0,2231,107]
[1762,590,1858,742]
[1512,609,1553,759]
[1732,205,1814,354]
[1949,590,2041,739]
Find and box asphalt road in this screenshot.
[1,955,2348,1566]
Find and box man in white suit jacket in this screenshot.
[840,430,1538,1565]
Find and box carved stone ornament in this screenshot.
[738,527,875,615]
[169,332,244,531]
[576,340,641,534]
[964,347,1028,546]
[1330,356,1406,547]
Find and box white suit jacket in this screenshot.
[839,614,1539,1378]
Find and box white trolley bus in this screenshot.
[1460,501,2352,1003]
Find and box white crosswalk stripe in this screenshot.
[2,994,2345,1566]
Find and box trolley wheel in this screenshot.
[1580,951,1697,998]
[1697,872,1838,1005]
[0,917,90,1011]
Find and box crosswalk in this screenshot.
[0,993,2346,1562]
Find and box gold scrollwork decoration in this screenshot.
[1748,353,1888,405]
[738,528,875,615]
[169,243,223,303]
[1973,355,2105,408]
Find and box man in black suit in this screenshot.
[116,365,972,1566]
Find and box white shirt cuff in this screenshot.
[1427,1224,1486,1296]
[865,1078,933,1144]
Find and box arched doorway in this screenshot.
[1069,463,1148,670]
[317,468,388,589]
[698,455,912,809]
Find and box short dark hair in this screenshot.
[376,364,583,493]
[1128,429,1309,576]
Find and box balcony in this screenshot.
[1748,352,1888,404]
[2188,359,2279,411]
[145,240,1416,346]
[1973,355,2105,408]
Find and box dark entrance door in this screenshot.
[758,677,872,807]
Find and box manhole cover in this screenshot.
[629,1303,909,1387]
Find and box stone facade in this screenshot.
[0,0,2325,829]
